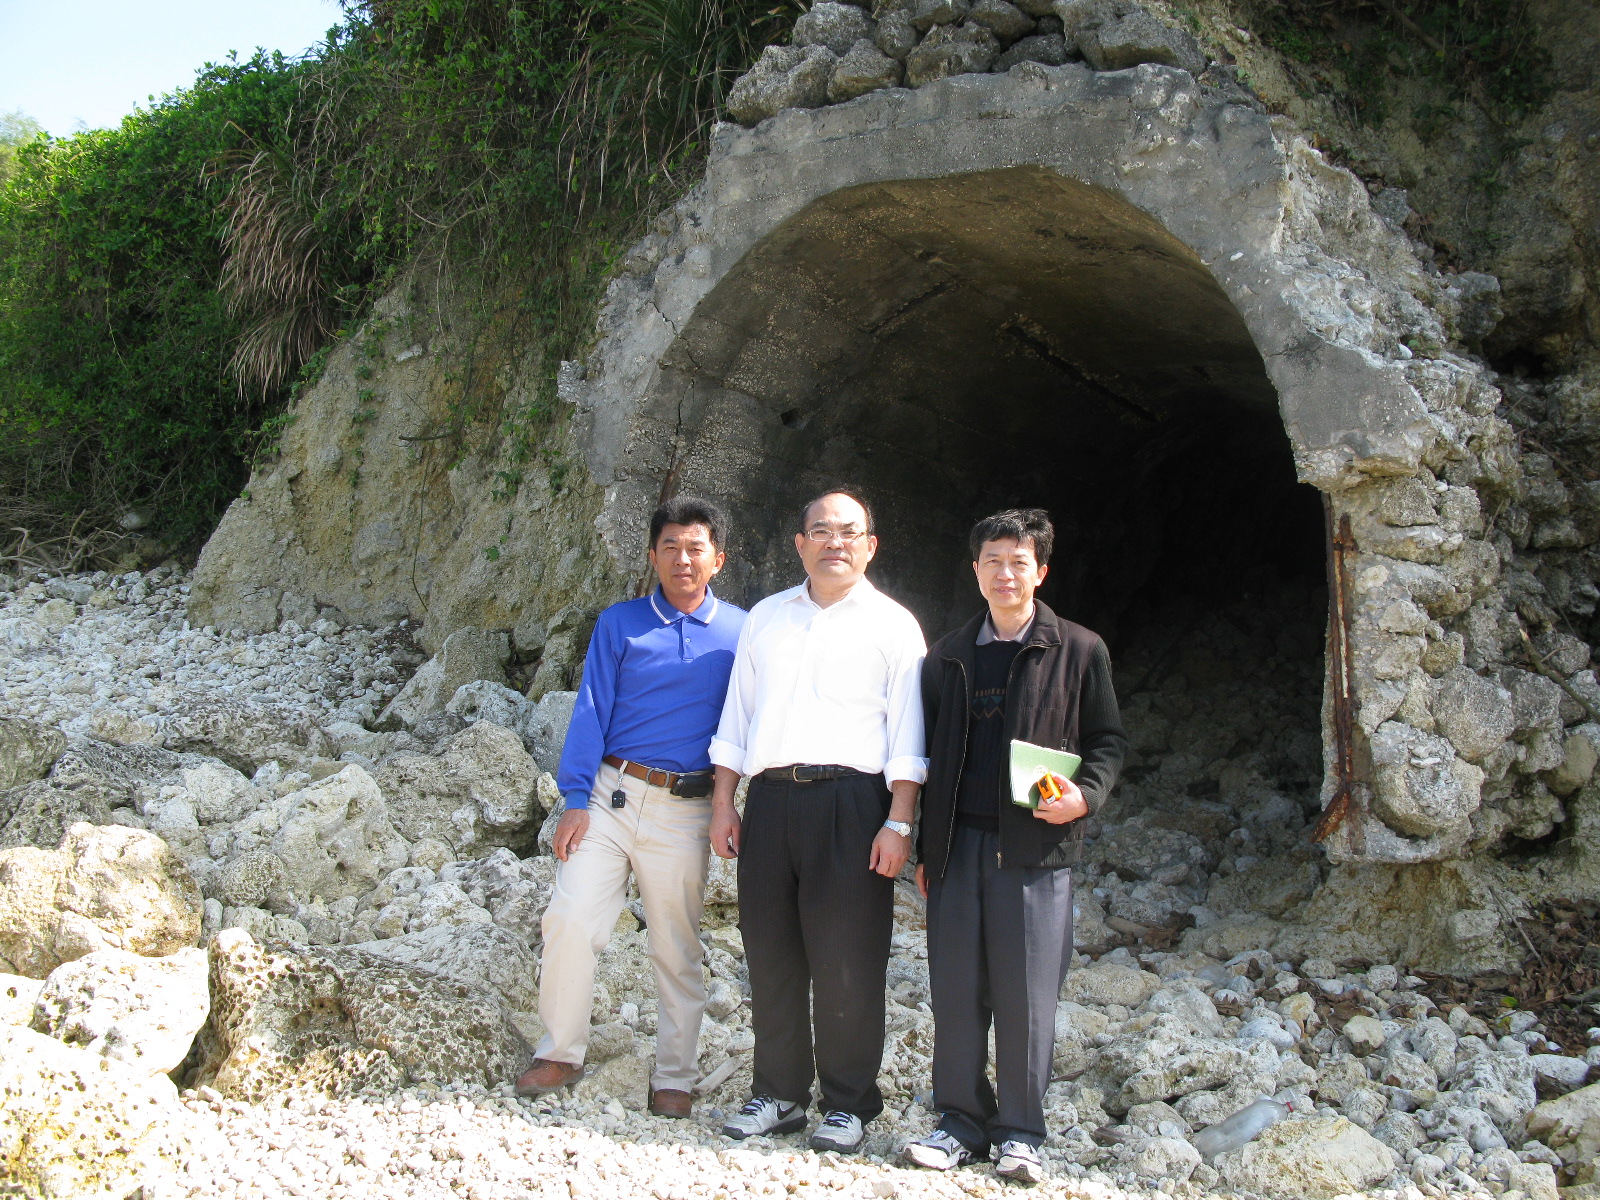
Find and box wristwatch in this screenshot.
[882,819,912,837]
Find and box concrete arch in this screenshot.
[573,60,1439,584]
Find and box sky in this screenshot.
[0,0,345,137]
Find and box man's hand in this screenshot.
[553,809,590,861]
[869,825,911,878]
[710,804,742,859]
[915,862,928,899]
[1034,774,1088,825]
[709,765,742,859]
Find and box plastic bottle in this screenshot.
[1189,1098,1291,1161]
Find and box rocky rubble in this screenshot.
[725,0,1210,125]
[3,567,1598,1200]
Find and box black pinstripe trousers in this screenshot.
[737,772,894,1120]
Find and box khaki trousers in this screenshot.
[535,761,712,1091]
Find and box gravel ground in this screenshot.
[151,1084,1220,1200]
[0,567,411,731]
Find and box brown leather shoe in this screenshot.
[648,1088,693,1119]
[514,1058,584,1096]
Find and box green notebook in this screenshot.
[1009,739,1083,809]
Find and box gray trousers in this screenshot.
[925,822,1074,1151]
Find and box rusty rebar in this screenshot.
[1313,503,1361,847]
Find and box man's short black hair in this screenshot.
[651,495,728,549]
[797,485,875,535]
[969,508,1054,566]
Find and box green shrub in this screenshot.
[0,0,789,562]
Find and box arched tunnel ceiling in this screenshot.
[660,167,1315,636]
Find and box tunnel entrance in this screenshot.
[655,167,1331,937]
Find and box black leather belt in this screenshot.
[757,764,864,783]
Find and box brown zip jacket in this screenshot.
[918,600,1128,878]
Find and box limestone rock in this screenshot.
[1368,721,1483,838]
[875,15,919,58]
[440,848,557,950]
[1546,723,1600,796]
[0,778,116,852]
[444,679,535,743]
[354,921,538,1013]
[828,39,903,102]
[1214,1114,1395,1199]
[1128,1135,1202,1181]
[727,44,838,126]
[0,1025,190,1199]
[794,1,876,54]
[524,690,576,773]
[1342,1013,1386,1055]
[30,946,210,1076]
[194,927,532,1099]
[378,626,511,731]
[0,972,42,1025]
[1434,667,1516,763]
[1093,821,1216,881]
[966,0,1035,41]
[162,695,332,773]
[904,22,999,84]
[0,717,64,791]
[1070,3,1205,75]
[1063,960,1161,1006]
[375,722,543,858]
[268,765,409,903]
[995,31,1069,70]
[1206,855,1322,918]
[909,0,971,31]
[0,823,202,979]
[0,615,52,653]
[1525,1080,1600,1182]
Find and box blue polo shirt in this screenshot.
[557,586,747,809]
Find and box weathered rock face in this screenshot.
[194,928,531,1099]
[1214,1114,1396,1199]
[0,1025,191,1199]
[0,717,64,792]
[373,722,544,858]
[0,823,202,979]
[1526,1079,1600,1183]
[30,946,210,1076]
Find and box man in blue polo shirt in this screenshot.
[515,496,747,1118]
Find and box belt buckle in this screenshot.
[645,766,672,789]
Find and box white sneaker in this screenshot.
[721,1095,806,1140]
[902,1130,974,1170]
[809,1110,865,1152]
[993,1140,1043,1184]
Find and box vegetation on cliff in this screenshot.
[0,0,787,563]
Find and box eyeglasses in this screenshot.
[803,526,870,544]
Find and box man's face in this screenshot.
[649,522,724,604]
[973,537,1048,612]
[794,493,877,587]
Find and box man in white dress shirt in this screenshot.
[708,488,927,1153]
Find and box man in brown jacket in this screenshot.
[903,508,1127,1184]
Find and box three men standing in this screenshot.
[516,497,746,1119]
[905,509,1127,1183]
[708,489,927,1153]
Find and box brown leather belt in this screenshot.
[603,754,701,791]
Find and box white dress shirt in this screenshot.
[709,577,928,785]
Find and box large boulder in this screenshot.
[1525,1080,1600,1183]
[374,722,544,858]
[0,973,43,1025]
[524,690,577,773]
[1433,667,1516,763]
[354,921,538,1013]
[1368,721,1483,839]
[726,44,837,125]
[267,765,410,903]
[793,1,876,54]
[1214,1114,1396,1199]
[161,694,332,773]
[193,928,531,1099]
[0,1025,190,1198]
[30,947,210,1076]
[376,626,511,731]
[0,717,64,791]
[0,823,202,979]
[1076,4,1205,74]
